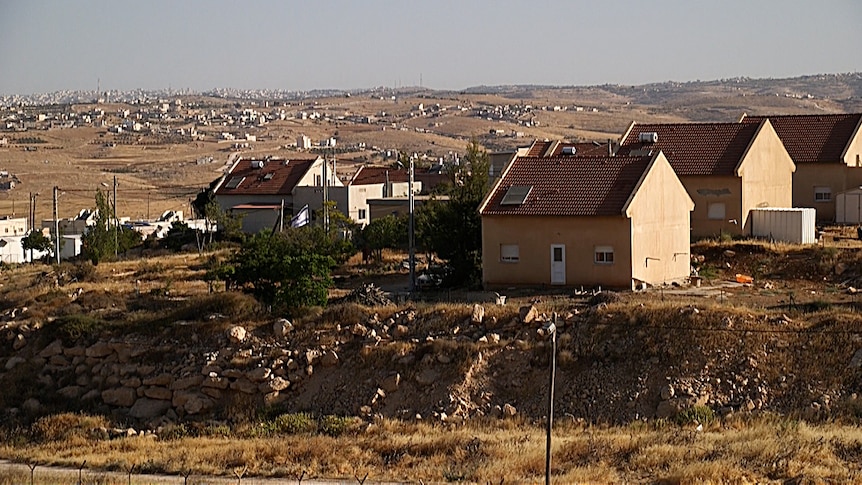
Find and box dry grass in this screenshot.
[3,415,862,483]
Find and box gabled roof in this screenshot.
[525,139,614,158]
[215,157,319,196]
[350,166,408,185]
[349,166,449,192]
[618,122,763,176]
[526,140,553,157]
[479,155,655,217]
[741,113,862,164]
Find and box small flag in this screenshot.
[290,204,309,228]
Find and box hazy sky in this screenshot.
[1,0,860,95]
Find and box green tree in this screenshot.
[193,185,243,244]
[229,231,334,311]
[81,190,142,264]
[22,230,53,263]
[417,140,489,287]
[355,214,407,262]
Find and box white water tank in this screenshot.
[638,132,658,143]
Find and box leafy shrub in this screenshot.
[48,314,108,343]
[274,413,317,435]
[318,414,359,437]
[675,405,715,426]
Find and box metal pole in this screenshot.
[279,199,285,233]
[52,186,59,265]
[545,313,557,485]
[408,155,416,292]
[322,155,328,233]
[113,176,118,257]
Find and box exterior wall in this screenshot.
[793,165,848,221]
[234,207,281,234]
[626,156,694,285]
[0,236,26,263]
[0,217,27,236]
[737,123,795,233]
[349,184,385,226]
[482,215,633,288]
[843,126,862,167]
[680,175,743,239]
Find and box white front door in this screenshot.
[550,244,565,285]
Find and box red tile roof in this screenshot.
[618,122,762,176]
[526,140,553,157]
[742,113,862,164]
[547,141,614,157]
[480,155,654,217]
[350,166,409,185]
[350,166,449,192]
[215,157,318,196]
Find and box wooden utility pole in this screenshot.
[53,186,59,264]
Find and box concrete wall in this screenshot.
[793,165,847,221]
[843,123,862,168]
[482,215,633,288]
[681,175,743,239]
[738,121,795,233]
[627,154,694,285]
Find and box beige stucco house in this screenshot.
[740,113,862,222]
[618,120,795,238]
[479,151,693,289]
[214,156,338,233]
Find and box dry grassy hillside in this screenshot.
[0,239,862,482]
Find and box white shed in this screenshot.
[750,208,816,244]
[836,188,862,224]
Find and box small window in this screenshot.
[500,244,520,263]
[707,202,726,220]
[595,246,614,264]
[358,209,367,220]
[814,186,832,202]
[314,174,322,186]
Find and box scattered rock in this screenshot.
[471,304,485,324]
[320,350,339,367]
[227,325,247,344]
[502,403,517,418]
[273,319,293,337]
[4,356,25,370]
[12,334,25,350]
[520,305,539,324]
[381,373,401,393]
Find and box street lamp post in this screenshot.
[538,314,558,485]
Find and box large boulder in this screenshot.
[102,387,137,407]
[129,398,171,419]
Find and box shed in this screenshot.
[836,188,862,224]
[750,208,816,244]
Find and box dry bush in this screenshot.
[31,413,110,443]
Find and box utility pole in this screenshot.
[322,153,329,233]
[279,198,285,233]
[113,175,118,257]
[408,155,416,292]
[52,186,59,264]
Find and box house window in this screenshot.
[594,246,614,264]
[707,202,726,220]
[358,209,367,220]
[814,186,832,202]
[500,244,520,263]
